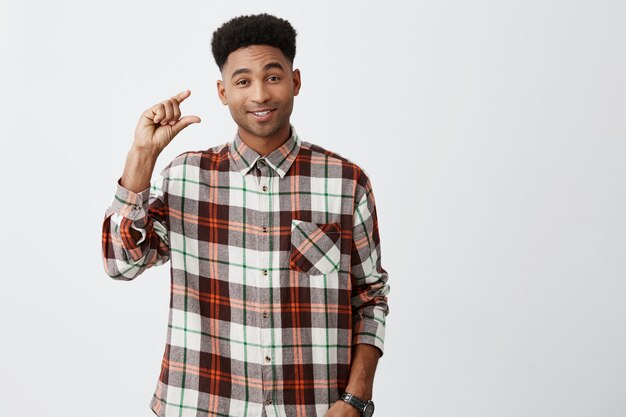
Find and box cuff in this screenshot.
[109,177,151,221]
[352,314,386,357]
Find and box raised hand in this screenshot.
[132,89,201,156]
[121,89,201,193]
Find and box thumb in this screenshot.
[171,115,201,137]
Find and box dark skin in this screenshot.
[121,44,381,416]
[217,45,381,417]
[333,344,381,417]
[216,45,300,156]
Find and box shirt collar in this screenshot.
[229,125,301,178]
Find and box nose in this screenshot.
[251,82,271,104]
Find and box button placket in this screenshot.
[257,159,271,283]
[256,159,274,401]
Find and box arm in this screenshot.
[101,160,170,280]
[326,344,380,417]
[326,172,390,416]
[350,172,390,357]
[101,89,201,280]
[119,148,159,242]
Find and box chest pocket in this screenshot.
[289,220,341,275]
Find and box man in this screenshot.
[102,13,389,417]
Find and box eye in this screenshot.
[267,76,280,82]
[236,79,248,86]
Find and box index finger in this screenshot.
[171,89,192,104]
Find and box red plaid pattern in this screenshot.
[101,126,389,417]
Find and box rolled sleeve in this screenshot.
[350,172,390,356]
[109,178,151,221]
[107,179,152,247]
[102,170,170,280]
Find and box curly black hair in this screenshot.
[211,13,297,72]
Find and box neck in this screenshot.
[239,124,291,156]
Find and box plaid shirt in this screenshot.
[101,126,390,417]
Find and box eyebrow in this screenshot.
[230,62,285,79]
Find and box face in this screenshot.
[217,45,301,143]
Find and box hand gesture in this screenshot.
[133,89,201,156]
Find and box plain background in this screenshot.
[1,0,625,416]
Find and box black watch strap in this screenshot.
[341,392,375,416]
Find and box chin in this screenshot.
[245,123,283,139]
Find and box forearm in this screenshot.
[120,147,159,242]
[121,146,158,193]
[102,164,171,280]
[345,343,381,400]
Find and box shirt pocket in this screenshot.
[289,219,342,275]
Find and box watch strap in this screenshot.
[341,392,366,413]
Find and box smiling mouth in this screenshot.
[249,108,276,117]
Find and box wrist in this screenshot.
[122,148,158,193]
[340,392,375,417]
[334,400,360,417]
[128,145,160,162]
[344,384,372,401]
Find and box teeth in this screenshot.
[254,110,271,116]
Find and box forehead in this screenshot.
[223,45,291,73]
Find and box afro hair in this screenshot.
[211,13,297,72]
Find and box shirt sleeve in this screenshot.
[101,167,170,280]
[350,171,390,356]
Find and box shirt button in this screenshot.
[262,269,268,276]
[262,311,269,319]
[265,355,271,363]
[262,226,268,233]
[262,185,268,192]
[265,399,272,405]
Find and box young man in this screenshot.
[102,13,389,417]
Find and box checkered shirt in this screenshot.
[101,126,390,417]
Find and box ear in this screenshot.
[292,69,301,96]
[217,79,228,105]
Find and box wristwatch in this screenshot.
[340,392,375,417]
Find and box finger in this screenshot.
[171,89,192,104]
[160,100,174,124]
[170,115,201,137]
[150,103,165,123]
[169,99,181,125]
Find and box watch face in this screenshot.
[363,402,375,417]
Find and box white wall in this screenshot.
[1,0,625,416]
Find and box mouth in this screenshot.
[248,108,276,120]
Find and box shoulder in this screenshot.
[299,138,372,189]
[162,142,230,174]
